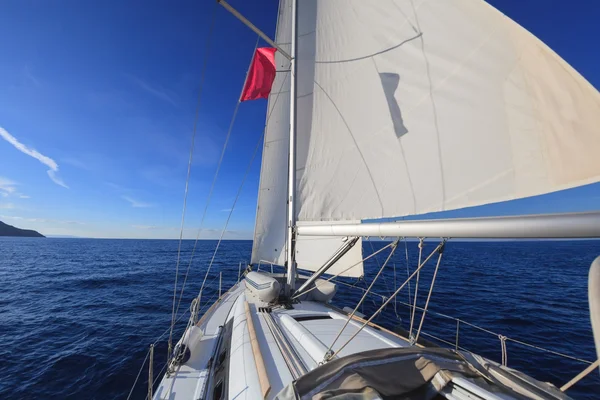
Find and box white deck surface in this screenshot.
[154,277,569,400]
[154,281,413,400]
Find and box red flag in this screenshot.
[240,47,277,102]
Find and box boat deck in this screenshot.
[154,278,570,400]
[155,281,413,399]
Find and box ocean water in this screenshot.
[0,237,598,399]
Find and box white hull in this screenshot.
[154,273,570,400]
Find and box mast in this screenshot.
[285,0,299,295]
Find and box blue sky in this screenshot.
[0,0,599,239]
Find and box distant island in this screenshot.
[0,220,45,237]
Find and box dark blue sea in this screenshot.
[1,237,599,399]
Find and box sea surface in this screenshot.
[0,237,599,399]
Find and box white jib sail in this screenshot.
[251,0,291,268]
[251,0,364,277]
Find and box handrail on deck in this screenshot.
[331,278,595,367]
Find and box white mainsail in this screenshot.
[292,0,600,222]
[253,0,600,274]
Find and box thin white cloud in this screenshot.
[0,203,15,209]
[0,214,84,225]
[105,182,124,191]
[0,177,17,193]
[0,127,68,188]
[47,170,69,189]
[122,195,154,208]
[61,157,88,170]
[130,76,177,106]
[132,224,160,230]
[0,177,30,199]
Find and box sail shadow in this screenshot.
[379,73,408,138]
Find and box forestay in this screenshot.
[292,0,600,222]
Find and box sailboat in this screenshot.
[147,0,600,399]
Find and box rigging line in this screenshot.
[368,239,395,302]
[291,241,397,300]
[196,112,265,306]
[195,62,292,308]
[178,273,221,324]
[168,1,219,359]
[393,261,397,315]
[413,240,445,343]
[152,360,169,387]
[176,250,225,322]
[326,240,443,361]
[173,35,261,326]
[126,349,150,400]
[328,280,595,366]
[331,278,389,301]
[504,337,593,365]
[153,309,190,347]
[403,236,412,307]
[126,306,191,399]
[420,331,469,352]
[326,240,400,355]
[355,273,377,308]
[408,237,424,339]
